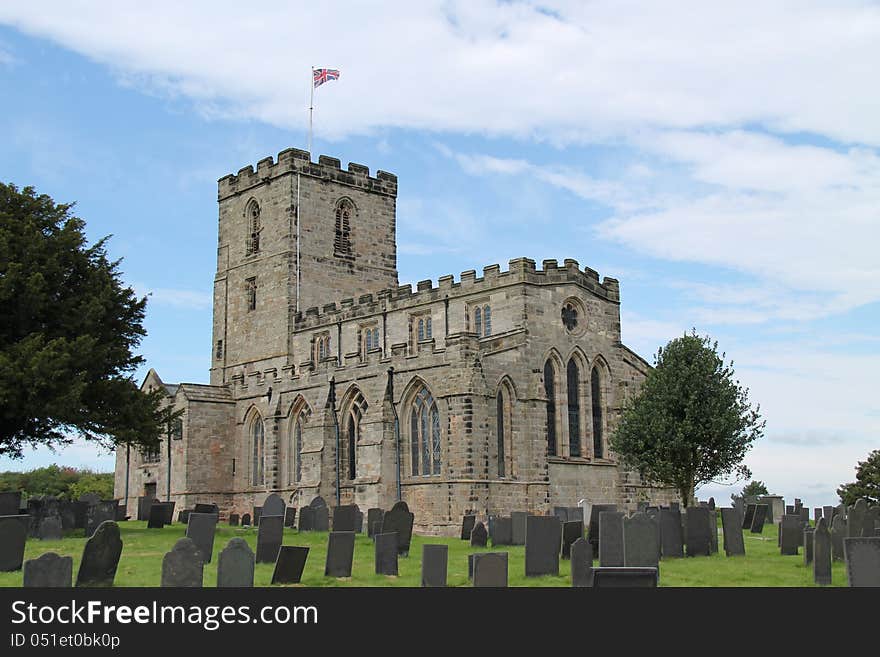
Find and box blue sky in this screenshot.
[1,2,877,510]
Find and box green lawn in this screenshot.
[0,520,847,587]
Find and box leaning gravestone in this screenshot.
[217,538,254,587]
[686,507,711,557]
[38,514,63,541]
[511,511,528,546]
[461,514,476,540]
[0,492,21,517]
[256,515,284,564]
[525,515,562,576]
[813,518,832,586]
[271,546,309,584]
[599,511,625,567]
[571,538,593,587]
[262,494,285,519]
[742,503,757,530]
[492,517,513,547]
[185,513,218,564]
[375,532,399,575]
[284,507,297,529]
[588,504,618,554]
[780,514,801,555]
[332,505,358,532]
[161,538,204,587]
[473,552,508,587]
[804,527,815,565]
[421,544,448,587]
[720,508,745,556]
[298,507,314,531]
[660,507,684,558]
[561,520,583,559]
[75,521,122,587]
[23,552,73,587]
[382,502,414,556]
[624,512,659,567]
[750,504,768,534]
[367,508,384,538]
[325,532,356,577]
[0,516,28,571]
[831,515,846,561]
[843,537,880,587]
[470,521,488,548]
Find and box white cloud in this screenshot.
[136,285,212,310]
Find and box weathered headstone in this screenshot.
[686,507,711,557]
[332,505,358,532]
[492,516,513,547]
[599,511,625,566]
[354,510,363,533]
[136,496,154,522]
[470,521,488,548]
[298,507,314,531]
[313,506,330,532]
[38,514,63,541]
[375,532,398,575]
[571,537,594,587]
[750,504,768,534]
[217,537,254,587]
[624,512,659,567]
[0,492,21,517]
[813,518,832,586]
[256,515,284,564]
[848,499,869,538]
[23,552,73,587]
[57,502,74,531]
[381,502,414,556]
[284,507,297,528]
[822,506,834,523]
[804,527,815,564]
[592,567,658,587]
[708,510,718,553]
[830,515,846,561]
[708,497,716,510]
[367,508,384,538]
[473,552,508,587]
[271,546,309,584]
[193,503,219,516]
[147,503,168,529]
[262,493,285,518]
[461,514,476,540]
[178,510,191,524]
[421,544,448,587]
[161,537,204,587]
[525,515,561,577]
[185,512,218,564]
[588,504,618,554]
[720,508,745,556]
[325,531,356,577]
[814,508,822,525]
[553,506,570,522]
[75,521,122,587]
[659,507,684,558]
[567,507,584,524]
[229,513,240,526]
[253,506,262,527]
[511,511,527,546]
[843,537,880,587]
[0,516,28,571]
[561,520,583,559]
[742,503,757,530]
[72,501,89,530]
[780,514,801,555]
[241,513,252,527]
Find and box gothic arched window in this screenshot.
[245,199,261,255]
[410,386,441,476]
[290,413,304,484]
[591,367,604,459]
[250,414,265,486]
[483,305,491,336]
[544,360,557,457]
[567,359,581,457]
[334,198,354,258]
[342,391,367,481]
[496,386,513,477]
[474,306,482,337]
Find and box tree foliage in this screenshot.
[610,331,765,506]
[742,480,769,497]
[0,464,113,500]
[0,182,167,457]
[837,449,880,507]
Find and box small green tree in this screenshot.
[837,449,880,507]
[611,331,765,507]
[742,480,769,498]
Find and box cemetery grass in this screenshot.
[0,521,848,587]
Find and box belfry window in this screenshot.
[334,198,354,258]
[246,277,256,312]
[245,199,261,255]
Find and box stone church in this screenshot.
[114,147,675,534]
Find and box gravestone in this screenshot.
[262,493,285,518]
[58,502,76,530]
[814,508,822,525]
[461,514,476,540]
[217,537,254,587]
[178,510,191,524]
[823,506,834,523]
[271,546,309,584]
[659,507,684,558]
[571,537,594,587]
[473,552,508,587]
[382,502,414,556]
[253,507,262,527]
[799,507,810,525]
[298,507,314,531]
[367,508,384,538]
[708,510,718,553]
[750,504,768,534]
[720,508,745,556]
[525,515,562,576]
[780,514,801,555]
[848,499,869,538]
[325,531,356,577]
[241,513,251,527]
[0,515,28,571]
[511,511,528,546]
[813,518,832,586]
[599,512,625,567]
[72,501,89,530]
[843,537,880,587]
[38,515,63,541]
[831,515,846,561]
[23,552,73,587]
[492,516,513,547]
[256,515,284,564]
[309,496,328,509]
[0,492,21,517]
[421,544,448,587]
[313,506,330,532]
[25,498,44,538]
[284,508,297,528]
[708,497,715,510]
[592,567,659,587]
[742,504,757,530]
[588,504,618,553]
[786,505,794,515]
[75,521,122,587]
[804,527,815,564]
[136,497,154,522]
[470,522,488,548]
[186,513,218,563]
[561,520,583,559]
[147,504,168,529]
[161,538,204,587]
[332,505,358,532]
[354,510,363,533]
[686,507,711,557]
[193,503,219,515]
[375,532,399,575]
[229,513,240,526]
[567,507,584,524]
[624,512,659,567]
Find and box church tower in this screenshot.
[209,149,399,385]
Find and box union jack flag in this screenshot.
[313,68,340,88]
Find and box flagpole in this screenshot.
[308,66,314,155]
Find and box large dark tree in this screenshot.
[610,331,765,506]
[837,449,880,507]
[0,182,167,457]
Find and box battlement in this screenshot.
[217,148,398,200]
[293,256,621,331]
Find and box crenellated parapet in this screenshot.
[217,148,398,201]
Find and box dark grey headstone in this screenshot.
[813,518,832,586]
[72,501,89,530]
[511,511,527,545]
[147,503,168,529]
[804,527,815,564]
[588,504,618,553]
[848,499,869,538]
[843,537,880,587]
[0,492,22,517]
[136,496,154,522]
[624,512,659,567]
[375,532,398,575]
[381,504,414,556]
[470,521,488,548]
[721,508,745,556]
[332,505,358,532]
[571,537,593,587]
[599,511,625,567]
[708,497,716,510]
[0,516,28,571]
[367,508,384,538]
[354,510,363,533]
[660,507,684,558]
[473,552,508,587]
[229,513,240,526]
[561,520,583,559]
[284,507,297,528]
[686,507,711,557]
[780,514,801,555]
[313,506,330,532]
[814,508,822,525]
[298,507,314,531]
[525,515,561,576]
[325,531,355,577]
[831,515,846,561]
[217,537,254,587]
[492,517,513,547]
[742,503,756,530]
[567,507,584,523]
[253,507,262,527]
[256,515,284,563]
[58,501,76,530]
[178,509,191,524]
[76,521,122,587]
[750,504,768,534]
[786,505,795,515]
[592,567,658,587]
[262,494,285,518]
[86,501,119,537]
[38,514,62,541]
[823,506,834,523]
[421,544,448,587]
[553,507,569,522]
[799,507,810,525]
[708,510,718,553]
[185,512,218,563]
[23,552,73,587]
[461,514,476,540]
[271,546,309,584]
[26,498,44,538]
[161,537,204,587]
[241,513,252,527]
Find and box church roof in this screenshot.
[176,383,234,403]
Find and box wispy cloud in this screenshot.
[136,285,212,311]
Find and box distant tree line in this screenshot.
[0,464,114,501]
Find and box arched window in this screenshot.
[418,318,425,341]
[290,414,304,484]
[245,199,261,255]
[483,305,491,336]
[496,386,513,477]
[342,391,367,481]
[591,367,604,459]
[410,385,440,476]
[334,198,353,258]
[250,415,265,486]
[567,359,581,457]
[544,360,557,456]
[474,307,482,337]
